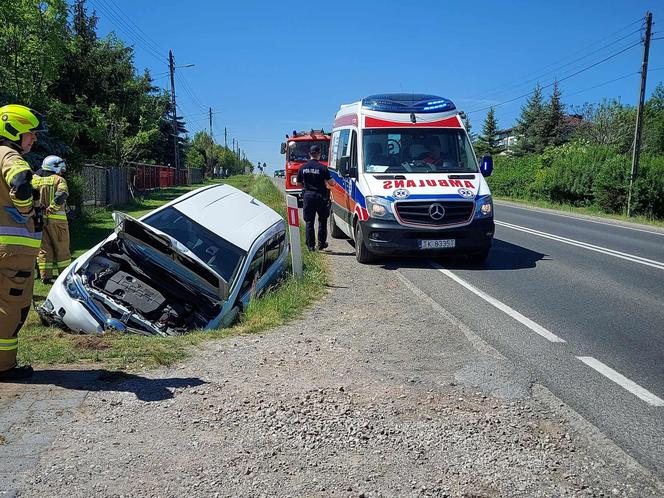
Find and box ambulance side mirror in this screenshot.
[339,156,351,177]
[280,142,286,154]
[480,155,493,177]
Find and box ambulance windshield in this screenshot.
[288,141,329,162]
[363,129,478,174]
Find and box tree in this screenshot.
[572,99,634,153]
[544,80,569,146]
[475,107,500,155]
[643,83,664,155]
[515,84,547,154]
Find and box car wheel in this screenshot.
[329,213,346,239]
[354,222,375,264]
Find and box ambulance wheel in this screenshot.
[329,213,345,239]
[354,222,375,264]
[468,247,490,264]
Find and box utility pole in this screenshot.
[224,127,227,148]
[168,50,180,185]
[209,107,213,137]
[628,11,652,216]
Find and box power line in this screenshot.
[175,73,207,113]
[481,28,643,101]
[104,0,166,57]
[565,72,638,98]
[468,41,642,114]
[89,0,166,63]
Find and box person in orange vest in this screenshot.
[33,156,70,284]
[0,104,46,381]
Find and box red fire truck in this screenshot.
[280,129,331,200]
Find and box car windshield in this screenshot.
[288,140,329,162]
[363,128,479,174]
[143,206,246,283]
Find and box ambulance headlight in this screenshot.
[475,196,493,218]
[365,196,394,219]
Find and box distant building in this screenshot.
[496,128,518,154]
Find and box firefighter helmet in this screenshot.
[0,104,47,142]
[42,155,66,174]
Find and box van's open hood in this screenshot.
[364,173,481,201]
[112,212,229,300]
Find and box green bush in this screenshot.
[632,155,664,218]
[593,155,630,214]
[487,143,664,220]
[66,173,86,214]
[490,155,541,198]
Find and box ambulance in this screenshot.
[327,93,494,264]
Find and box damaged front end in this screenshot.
[38,213,230,336]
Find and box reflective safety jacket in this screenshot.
[32,169,69,222]
[0,144,41,257]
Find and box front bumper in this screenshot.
[359,217,494,255]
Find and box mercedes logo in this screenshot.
[428,203,445,220]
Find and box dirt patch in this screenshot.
[72,336,111,351]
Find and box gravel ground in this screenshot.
[4,234,664,497]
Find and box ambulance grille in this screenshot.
[395,200,474,226]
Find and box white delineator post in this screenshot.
[286,194,303,279]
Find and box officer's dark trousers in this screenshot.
[302,191,329,249]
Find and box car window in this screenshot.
[241,245,265,296]
[264,232,285,270]
[142,206,246,283]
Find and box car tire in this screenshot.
[354,222,375,264]
[468,247,490,264]
[329,213,346,239]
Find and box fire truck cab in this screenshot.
[280,130,331,199]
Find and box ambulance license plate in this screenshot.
[419,239,456,249]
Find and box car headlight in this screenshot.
[365,196,395,219]
[290,175,298,186]
[64,269,83,299]
[475,196,493,218]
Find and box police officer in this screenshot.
[33,155,70,284]
[0,104,46,381]
[296,144,334,251]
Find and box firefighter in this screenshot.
[0,104,46,381]
[296,144,334,251]
[33,155,70,284]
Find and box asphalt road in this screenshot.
[395,201,664,476]
[272,177,664,476]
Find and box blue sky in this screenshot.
[90,0,664,173]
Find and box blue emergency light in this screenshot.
[361,93,456,114]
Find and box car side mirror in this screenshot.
[280,142,287,154]
[480,155,493,177]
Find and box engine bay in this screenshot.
[80,239,221,335]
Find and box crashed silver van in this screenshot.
[38,184,288,336]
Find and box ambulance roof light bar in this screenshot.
[361,93,456,114]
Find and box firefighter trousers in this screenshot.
[0,254,35,372]
[37,221,70,280]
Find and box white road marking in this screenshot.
[429,261,566,343]
[496,220,664,271]
[495,201,664,237]
[576,356,664,407]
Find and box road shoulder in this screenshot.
[3,235,663,497]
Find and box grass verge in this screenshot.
[494,195,664,229]
[18,175,329,370]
